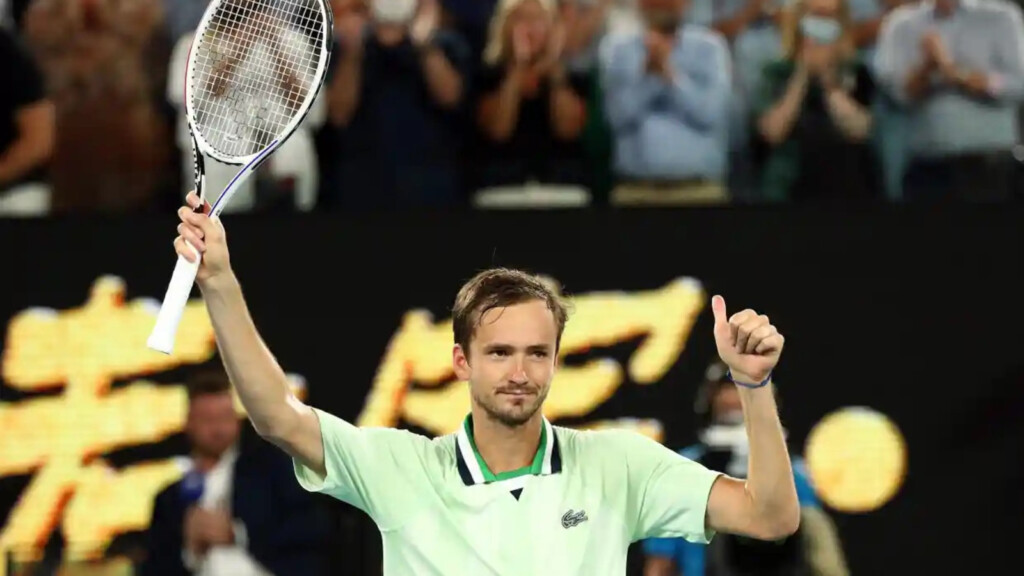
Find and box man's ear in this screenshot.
[453,344,471,381]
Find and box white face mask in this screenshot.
[715,409,745,426]
[372,0,418,24]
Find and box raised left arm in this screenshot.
[704,295,800,541]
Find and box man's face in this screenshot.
[453,300,558,428]
[186,392,240,458]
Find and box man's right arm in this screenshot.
[199,272,327,477]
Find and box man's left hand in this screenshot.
[711,295,784,384]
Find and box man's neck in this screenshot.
[471,411,543,476]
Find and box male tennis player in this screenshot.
[173,190,800,575]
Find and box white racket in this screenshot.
[147,0,333,354]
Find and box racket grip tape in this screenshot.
[147,244,202,354]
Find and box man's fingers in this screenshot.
[178,205,206,228]
[711,295,729,329]
[733,314,768,354]
[185,191,212,214]
[755,333,784,355]
[178,206,222,242]
[179,224,207,253]
[746,324,775,354]
[728,309,757,348]
[174,236,200,263]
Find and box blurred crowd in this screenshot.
[1,0,1024,216]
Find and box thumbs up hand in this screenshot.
[711,295,784,386]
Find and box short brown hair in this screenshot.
[452,267,571,353]
[186,368,232,401]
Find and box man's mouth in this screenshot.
[498,389,534,397]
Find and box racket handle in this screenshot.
[147,245,202,354]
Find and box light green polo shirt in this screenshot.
[294,408,722,575]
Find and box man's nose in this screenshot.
[509,357,529,384]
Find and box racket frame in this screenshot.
[147,0,333,354]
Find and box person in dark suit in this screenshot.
[141,369,330,576]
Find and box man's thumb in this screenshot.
[711,295,728,327]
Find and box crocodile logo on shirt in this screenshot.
[561,509,589,529]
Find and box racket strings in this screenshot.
[191,0,326,158]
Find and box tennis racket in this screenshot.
[147,0,333,354]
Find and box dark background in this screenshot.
[3,205,1024,575]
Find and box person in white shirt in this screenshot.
[142,369,329,576]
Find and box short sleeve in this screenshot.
[293,408,435,531]
[615,431,723,544]
[0,32,45,108]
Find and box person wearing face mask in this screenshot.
[319,0,470,210]
[643,361,850,576]
[753,0,881,203]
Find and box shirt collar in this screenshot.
[455,414,562,486]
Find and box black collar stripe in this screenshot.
[455,417,563,486]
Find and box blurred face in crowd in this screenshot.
[504,0,553,62]
[934,0,956,15]
[711,383,744,426]
[371,0,419,26]
[454,300,557,428]
[799,0,843,50]
[186,391,240,459]
[640,0,687,34]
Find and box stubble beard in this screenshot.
[474,386,549,428]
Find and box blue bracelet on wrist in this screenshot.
[726,370,772,389]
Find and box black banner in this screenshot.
[2,206,1023,575]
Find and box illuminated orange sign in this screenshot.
[0,276,218,564]
[0,274,906,570]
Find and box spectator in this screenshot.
[754,0,881,202]
[474,0,590,193]
[562,0,615,72]
[687,0,784,202]
[642,361,850,576]
[848,0,913,58]
[141,369,329,576]
[600,0,731,205]
[22,0,174,214]
[320,0,470,210]
[875,0,1024,202]
[441,0,499,60]
[0,26,54,216]
[846,0,917,202]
